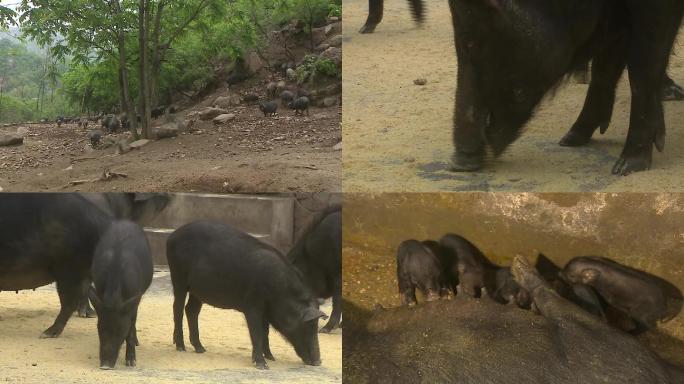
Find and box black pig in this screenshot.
[287,207,342,333]
[167,221,327,370]
[89,221,152,369]
[561,256,683,334]
[442,0,684,175]
[396,239,449,305]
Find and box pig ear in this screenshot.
[88,286,102,310]
[301,307,328,322]
[580,269,600,284]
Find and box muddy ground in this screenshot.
[0,269,342,384]
[0,78,341,193]
[342,0,684,192]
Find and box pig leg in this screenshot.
[245,310,268,369]
[262,317,275,361]
[41,274,81,338]
[125,304,139,367]
[185,294,206,353]
[77,279,96,318]
[560,37,627,147]
[172,284,188,351]
[612,5,683,175]
[359,0,383,33]
[398,272,418,306]
[320,277,342,333]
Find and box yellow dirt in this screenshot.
[342,0,684,192]
[0,272,341,384]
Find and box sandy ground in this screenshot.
[0,77,341,193]
[0,269,341,384]
[342,0,684,192]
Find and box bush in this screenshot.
[295,54,339,85]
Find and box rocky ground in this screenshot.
[0,85,341,193]
[0,18,342,193]
[0,269,342,384]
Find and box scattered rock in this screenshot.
[414,78,428,86]
[213,96,233,109]
[228,94,241,106]
[0,133,23,147]
[213,114,236,124]
[287,68,296,81]
[315,43,331,51]
[245,51,264,74]
[199,107,230,121]
[333,141,342,151]
[319,47,342,67]
[152,124,178,139]
[116,140,131,155]
[276,80,287,95]
[129,139,152,149]
[324,34,343,48]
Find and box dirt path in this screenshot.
[342,0,684,192]
[0,269,341,384]
[0,98,340,193]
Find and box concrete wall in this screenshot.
[142,193,338,265]
[342,193,684,354]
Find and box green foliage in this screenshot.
[0,95,33,122]
[3,0,339,120]
[295,54,338,84]
[328,3,341,18]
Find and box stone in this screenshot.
[152,124,178,139]
[213,97,232,109]
[129,139,152,149]
[213,114,236,124]
[0,133,23,146]
[287,68,296,81]
[319,47,342,67]
[245,51,264,74]
[324,34,343,48]
[199,107,229,121]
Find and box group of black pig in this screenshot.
[258,81,311,117]
[397,233,683,335]
[0,194,341,371]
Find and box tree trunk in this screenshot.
[138,0,151,139]
[149,2,164,107]
[115,13,138,139]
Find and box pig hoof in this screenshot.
[193,345,206,353]
[264,352,276,361]
[255,362,268,370]
[558,130,592,147]
[99,365,114,370]
[359,24,377,34]
[176,345,186,352]
[449,152,483,172]
[611,156,651,176]
[39,327,62,338]
[126,359,136,367]
[319,325,336,333]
